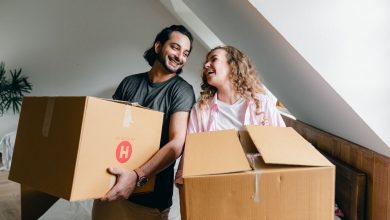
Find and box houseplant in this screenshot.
[0,62,32,115]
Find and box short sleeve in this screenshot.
[169,82,195,114]
[263,96,286,127]
[187,103,201,133]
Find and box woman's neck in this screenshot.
[216,85,241,105]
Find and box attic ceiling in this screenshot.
[161,0,390,157]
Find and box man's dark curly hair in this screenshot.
[143,25,193,74]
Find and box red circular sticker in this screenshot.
[116,141,132,163]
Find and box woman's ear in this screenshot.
[154,42,161,54]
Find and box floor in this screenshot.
[0,171,21,220]
[0,160,181,220]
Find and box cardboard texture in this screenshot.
[9,96,163,201]
[181,125,335,220]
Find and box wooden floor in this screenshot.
[0,170,21,220]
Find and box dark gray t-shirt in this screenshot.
[113,72,195,209]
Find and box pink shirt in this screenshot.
[188,93,286,133]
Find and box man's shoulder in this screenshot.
[172,75,194,89]
[171,77,195,97]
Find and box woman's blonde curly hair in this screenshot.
[199,46,265,114]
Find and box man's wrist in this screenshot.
[133,169,139,180]
[134,167,148,187]
[134,167,144,180]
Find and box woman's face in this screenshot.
[203,49,232,89]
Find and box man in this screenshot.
[92,25,195,219]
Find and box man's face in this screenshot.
[155,31,191,74]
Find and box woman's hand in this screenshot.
[175,169,183,186]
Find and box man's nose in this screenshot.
[177,53,186,63]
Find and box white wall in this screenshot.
[0,0,207,138]
[249,0,390,155]
[183,0,390,156]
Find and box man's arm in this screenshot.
[101,111,189,202]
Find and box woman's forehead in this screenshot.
[208,49,226,58]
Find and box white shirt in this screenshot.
[187,93,286,133]
[215,97,246,130]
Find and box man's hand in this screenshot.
[101,167,137,202]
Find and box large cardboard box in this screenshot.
[9,96,163,201]
[181,125,335,220]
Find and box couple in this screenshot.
[92,24,285,220]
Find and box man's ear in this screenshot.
[154,42,161,54]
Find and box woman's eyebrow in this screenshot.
[208,54,217,59]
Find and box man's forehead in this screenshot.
[166,32,191,49]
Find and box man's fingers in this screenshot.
[102,187,119,202]
[107,167,121,175]
[105,190,128,202]
[101,167,135,202]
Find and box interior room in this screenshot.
[1,0,389,219]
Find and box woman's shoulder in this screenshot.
[191,97,214,112]
[254,92,278,110]
[255,93,274,103]
[193,100,207,109]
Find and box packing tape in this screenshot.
[247,153,262,203]
[42,98,55,137]
[253,170,261,203]
[122,105,133,128]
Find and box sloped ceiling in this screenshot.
[165,0,390,156]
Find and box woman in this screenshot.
[175,45,285,183]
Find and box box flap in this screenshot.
[183,130,252,177]
[246,125,333,167]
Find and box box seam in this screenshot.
[69,96,90,200]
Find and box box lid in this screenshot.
[245,125,333,167]
[183,130,252,177]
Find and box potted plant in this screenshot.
[0,62,32,116]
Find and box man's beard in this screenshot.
[157,53,182,74]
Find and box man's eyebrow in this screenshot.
[171,42,190,53]
[171,42,181,47]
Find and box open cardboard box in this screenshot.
[9,96,162,201]
[181,125,335,220]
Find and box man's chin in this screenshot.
[165,65,182,74]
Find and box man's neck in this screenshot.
[148,63,176,83]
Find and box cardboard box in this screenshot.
[181,125,335,220]
[9,96,163,201]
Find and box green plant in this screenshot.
[0,62,32,115]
